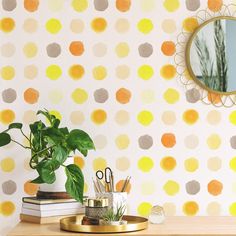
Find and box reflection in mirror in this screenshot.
[187,17,236,94]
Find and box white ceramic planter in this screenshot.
[39,158,73,192]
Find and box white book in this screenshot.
[21,207,85,217]
[22,201,84,211]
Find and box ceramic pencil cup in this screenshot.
[96,192,127,213]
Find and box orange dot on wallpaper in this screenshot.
[183,109,199,125]
[161,41,176,56]
[24,88,39,104]
[183,17,199,32]
[0,109,15,124]
[116,180,131,193]
[24,180,39,195]
[69,64,85,80]
[208,180,223,196]
[116,0,131,12]
[116,88,131,104]
[1,18,15,32]
[183,201,199,216]
[24,0,39,12]
[74,156,85,169]
[0,201,15,216]
[69,41,84,56]
[160,156,176,172]
[208,0,222,12]
[207,92,221,104]
[161,133,176,148]
[91,109,107,125]
[160,64,176,80]
[91,18,107,33]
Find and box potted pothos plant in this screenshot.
[0,109,95,203]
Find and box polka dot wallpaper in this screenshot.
[1,0,236,234]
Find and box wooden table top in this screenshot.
[7,216,236,236]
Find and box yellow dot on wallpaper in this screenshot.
[229,111,236,125]
[115,134,130,150]
[183,201,199,216]
[183,109,199,125]
[163,0,179,12]
[71,0,88,12]
[49,110,62,120]
[91,18,107,33]
[137,110,153,126]
[0,109,15,124]
[48,89,63,104]
[46,65,62,80]
[137,18,153,34]
[160,156,176,172]
[230,157,236,172]
[140,0,155,12]
[1,66,15,80]
[141,181,156,195]
[229,203,236,216]
[207,134,221,150]
[183,17,199,33]
[115,42,129,58]
[84,182,88,193]
[91,109,107,125]
[93,66,107,80]
[0,157,15,172]
[163,88,179,104]
[0,201,15,216]
[137,202,152,216]
[93,157,107,171]
[74,156,85,169]
[71,88,88,104]
[163,180,179,196]
[46,18,62,34]
[24,180,39,195]
[138,65,154,80]
[23,42,38,58]
[141,89,155,103]
[69,64,85,80]
[138,156,154,172]
[184,158,199,172]
[1,18,15,32]
[160,64,176,80]
[48,0,64,11]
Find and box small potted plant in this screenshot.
[0,109,95,203]
[101,204,127,226]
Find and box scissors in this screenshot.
[96,167,114,192]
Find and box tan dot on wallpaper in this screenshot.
[140,0,155,11]
[141,181,156,195]
[93,157,107,171]
[70,19,84,33]
[1,43,15,57]
[2,180,17,195]
[207,110,221,125]
[93,135,107,149]
[92,43,107,57]
[207,157,222,171]
[161,111,176,125]
[70,111,85,125]
[24,157,33,171]
[141,89,155,104]
[23,18,38,33]
[162,19,176,33]
[48,0,64,11]
[116,156,130,171]
[24,65,38,79]
[115,65,130,79]
[2,0,17,11]
[163,202,176,216]
[115,110,130,125]
[115,134,130,149]
[115,18,130,33]
[48,89,63,104]
[184,134,199,149]
[207,202,221,216]
[22,110,37,124]
[94,0,108,11]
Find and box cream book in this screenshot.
[21,207,85,217]
[22,197,77,204]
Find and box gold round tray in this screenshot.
[60,214,148,233]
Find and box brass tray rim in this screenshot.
[60,214,148,234]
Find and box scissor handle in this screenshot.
[104,167,112,183]
[96,170,103,180]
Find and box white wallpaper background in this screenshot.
[1,0,236,235]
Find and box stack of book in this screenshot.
[20,197,85,224]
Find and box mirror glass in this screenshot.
[187,17,236,94]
